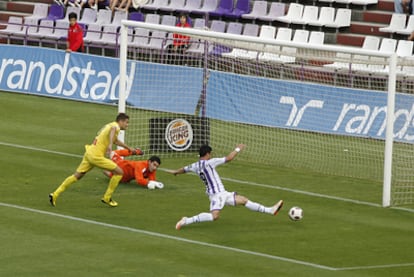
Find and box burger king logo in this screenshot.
[165,119,193,151]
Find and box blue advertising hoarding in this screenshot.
[1,45,414,143]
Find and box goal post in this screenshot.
[118,20,414,207]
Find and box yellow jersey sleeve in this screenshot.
[89,121,120,156]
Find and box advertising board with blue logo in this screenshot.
[1,45,414,143]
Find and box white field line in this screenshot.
[1,141,413,214]
[1,141,414,271]
[0,202,336,271]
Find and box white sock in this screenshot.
[245,200,271,214]
[186,212,214,225]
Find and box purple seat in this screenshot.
[209,0,234,17]
[225,0,251,19]
[129,12,144,22]
[44,4,65,21]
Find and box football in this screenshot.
[288,206,303,221]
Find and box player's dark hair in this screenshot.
[68,12,78,20]
[116,113,129,122]
[199,145,212,157]
[149,156,161,165]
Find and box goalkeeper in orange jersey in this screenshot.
[103,149,164,189]
[49,113,134,207]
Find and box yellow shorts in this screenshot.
[76,146,117,173]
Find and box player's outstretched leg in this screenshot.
[175,212,214,230]
[244,198,284,215]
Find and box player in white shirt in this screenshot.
[168,144,284,230]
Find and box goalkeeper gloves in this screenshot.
[147,181,164,189]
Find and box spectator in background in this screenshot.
[172,13,191,52]
[66,12,84,52]
[167,13,191,64]
[395,0,412,14]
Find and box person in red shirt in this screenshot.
[66,12,84,52]
[104,149,164,189]
[167,13,191,64]
[172,13,191,51]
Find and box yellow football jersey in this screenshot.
[88,121,120,156]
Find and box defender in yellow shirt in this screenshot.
[49,113,134,207]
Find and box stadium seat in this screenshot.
[209,0,234,17]
[324,35,379,70]
[107,10,128,27]
[290,5,318,26]
[226,25,276,59]
[44,4,65,21]
[324,8,352,29]
[0,16,23,43]
[242,23,259,37]
[42,20,69,48]
[192,0,219,15]
[257,2,285,22]
[131,27,150,48]
[78,8,97,26]
[175,0,202,13]
[307,7,335,28]
[187,20,226,54]
[192,18,206,29]
[12,17,39,44]
[379,13,407,33]
[396,14,414,35]
[396,39,414,57]
[144,13,160,24]
[28,19,55,46]
[89,25,119,55]
[56,6,81,24]
[242,1,268,20]
[129,12,145,22]
[274,3,304,24]
[211,22,243,55]
[308,31,325,45]
[351,0,378,6]
[83,23,103,52]
[142,0,169,11]
[225,0,251,19]
[161,15,177,26]
[24,3,49,22]
[258,27,293,63]
[95,9,112,25]
[160,0,186,13]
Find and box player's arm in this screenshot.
[113,133,134,152]
[225,144,246,163]
[167,168,186,176]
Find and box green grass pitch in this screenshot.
[0,91,414,276]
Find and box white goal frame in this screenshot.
[118,20,398,207]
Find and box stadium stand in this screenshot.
[0,0,408,56]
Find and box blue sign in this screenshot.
[1,45,414,143]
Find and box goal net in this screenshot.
[119,21,414,207]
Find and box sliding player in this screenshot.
[104,149,164,189]
[168,144,284,230]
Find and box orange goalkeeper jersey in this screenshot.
[111,149,156,186]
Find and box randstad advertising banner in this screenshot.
[2,45,414,143]
[206,71,414,143]
[0,45,203,115]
